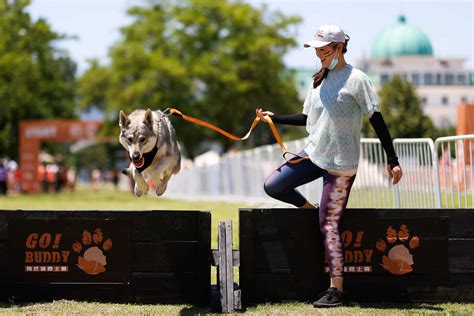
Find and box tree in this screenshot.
[78,0,302,158]
[0,0,77,160]
[361,76,437,138]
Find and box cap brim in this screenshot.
[303,40,331,48]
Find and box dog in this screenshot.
[119,108,181,197]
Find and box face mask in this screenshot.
[327,47,339,70]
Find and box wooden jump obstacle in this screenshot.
[240,208,474,304]
[0,208,473,311]
[0,210,211,305]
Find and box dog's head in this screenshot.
[119,109,157,168]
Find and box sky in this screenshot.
[27,0,473,75]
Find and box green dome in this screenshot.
[372,16,433,57]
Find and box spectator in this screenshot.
[91,168,102,191]
[0,162,8,195]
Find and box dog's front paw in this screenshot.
[134,184,148,197]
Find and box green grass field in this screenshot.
[348,188,474,208]
[0,187,472,315]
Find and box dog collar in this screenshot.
[131,144,158,173]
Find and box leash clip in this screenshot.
[161,107,171,117]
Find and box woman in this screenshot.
[256,24,403,308]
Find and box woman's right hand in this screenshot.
[256,108,274,123]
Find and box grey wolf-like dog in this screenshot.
[119,108,181,197]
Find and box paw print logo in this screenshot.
[376,224,420,275]
[72,228,112,275]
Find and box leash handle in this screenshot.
[282,151,310,164]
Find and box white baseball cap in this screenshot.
[304,24,346,48]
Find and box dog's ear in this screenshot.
[143,108,154,127]
[119,110,130,128]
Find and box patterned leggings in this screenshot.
[264,150,356,277]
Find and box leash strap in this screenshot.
[168,108,309,164]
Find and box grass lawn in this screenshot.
[0,187,472,315]
[0,300,473,315]
[348,188,474,208]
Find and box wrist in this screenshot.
[388,156,399,169]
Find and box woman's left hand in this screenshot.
[256,108,274,123]
[388,165,403,184]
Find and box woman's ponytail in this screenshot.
[312,68,329,89]
[343,34,350,53]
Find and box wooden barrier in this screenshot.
[239,208,474,304]
[2,208,473,306]
[0,210,211,305]
[211,220,241,312]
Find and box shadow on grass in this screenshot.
[0,301,216,314]
[345,301,445,311]
[179,306,214,315]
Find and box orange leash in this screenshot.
[168,108,309,164]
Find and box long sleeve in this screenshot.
[270,113,307,126]
[369,111,399,169]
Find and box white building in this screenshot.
[357,16,473,128]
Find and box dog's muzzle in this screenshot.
[131,153,144,168]
[133,158,144,168]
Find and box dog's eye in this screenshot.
[127,137,133,143]
[139,137,146,143]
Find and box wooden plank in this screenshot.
[0,210,209,242]
[131,272,198,289]
[0,242,6,271]
[252,239,324,273]
[233,250,240,267]
[225,220,234,312]
[225,220,235,311]
[131,242,199,272]
[0,212,8,240]
[131,211,202,242]
[218,221,228,311]
[344,274,448,302]
[243,272,473,304]
[131,272,209,304]
[239,209,255,307]
[449,239,474,273]
[196,211,211,306]
[347,273,474,302]
[0,210,134,220]
[250,208,320,240]
[350,209,474,238]
[0,210,134,240]
[240,208,474,238]
[405,274,474,302]
[211,250,219,266]
[241,272,326,303]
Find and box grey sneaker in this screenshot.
[313,287,343,308]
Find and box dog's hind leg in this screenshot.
[150,170,171,196]
[155,175,171,196]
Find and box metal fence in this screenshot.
[434,135,474,208]
[166,135,474,208]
